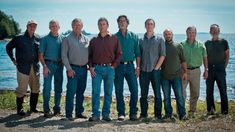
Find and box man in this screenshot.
[205,24,230,115]
[62,18,89,121]
[6,20,40,116]
[181,26,208,117]
[88,17,122,122]
[114,15,140,121]
[139,18,165,120]
[39,20,63,118]
[161,29,187,121]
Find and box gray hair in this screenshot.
[71,18,83,26]
[49,19,60,28]
[186,26,197,33]
[210,24,220,32]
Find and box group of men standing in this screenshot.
[6,15,230,122]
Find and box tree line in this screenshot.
[0,10,21,40]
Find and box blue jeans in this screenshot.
[114,63,138,116]
[43,63,63,113]
[65,65,87,118]
[161,76,186,118]
[92,65,115,118]
[206,64,228,114]
[139,70,162,118]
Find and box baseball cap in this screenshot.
[27,20,37,25]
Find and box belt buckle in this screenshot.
[124,62,128,64]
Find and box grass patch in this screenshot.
[0,90,235,121]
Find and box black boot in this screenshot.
[16,97,26,116]
[30,93,39,113]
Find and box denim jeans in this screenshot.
[43,63,63,113]
[91,65,115,118]
[161,76,186,118]
[65,65,87,118]
[114,63,138,116]
[206,64,228,113]
[139,70,162,118]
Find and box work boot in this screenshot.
[16,97,26,116]
[30,93,39,113]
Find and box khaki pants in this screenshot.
[16,66,40,97]
[182,68,201,112]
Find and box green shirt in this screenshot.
[181,40,207,68]
[115,31,140,62]
[161,41,185,80]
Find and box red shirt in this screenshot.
[89,33,122,68]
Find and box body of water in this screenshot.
[0,33,234,101]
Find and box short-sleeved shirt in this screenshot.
[205,39,229,65]
[139,33,166,72]
[181,40,207,68]
[39,33,63,61]
[115,31,140,62]
[161,41,185,80]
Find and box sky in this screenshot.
[1,0,235,35]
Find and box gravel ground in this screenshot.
[0,109,235,132]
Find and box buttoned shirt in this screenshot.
[62,32,89,70]
[139,33,166,72]
[115,30,140,62]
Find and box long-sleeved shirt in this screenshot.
[61,32,89,71]
[88,33,122,68]
[6,31,40,75]
[39,32,63,61]
[161,41,185,80]
[181,40,207,68]
[115,30,140,62]
[139,33,166,72]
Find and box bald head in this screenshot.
[163,28,173,42]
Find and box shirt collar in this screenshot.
[144,32,156,39]
[49,32,59,38]
[98,32,111,38]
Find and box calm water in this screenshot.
[0,33,234,101]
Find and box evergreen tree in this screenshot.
[0,10,21,40]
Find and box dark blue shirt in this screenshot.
[6,31,40,75]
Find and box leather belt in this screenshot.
[94,63,111,66]
[187,66,199,70]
